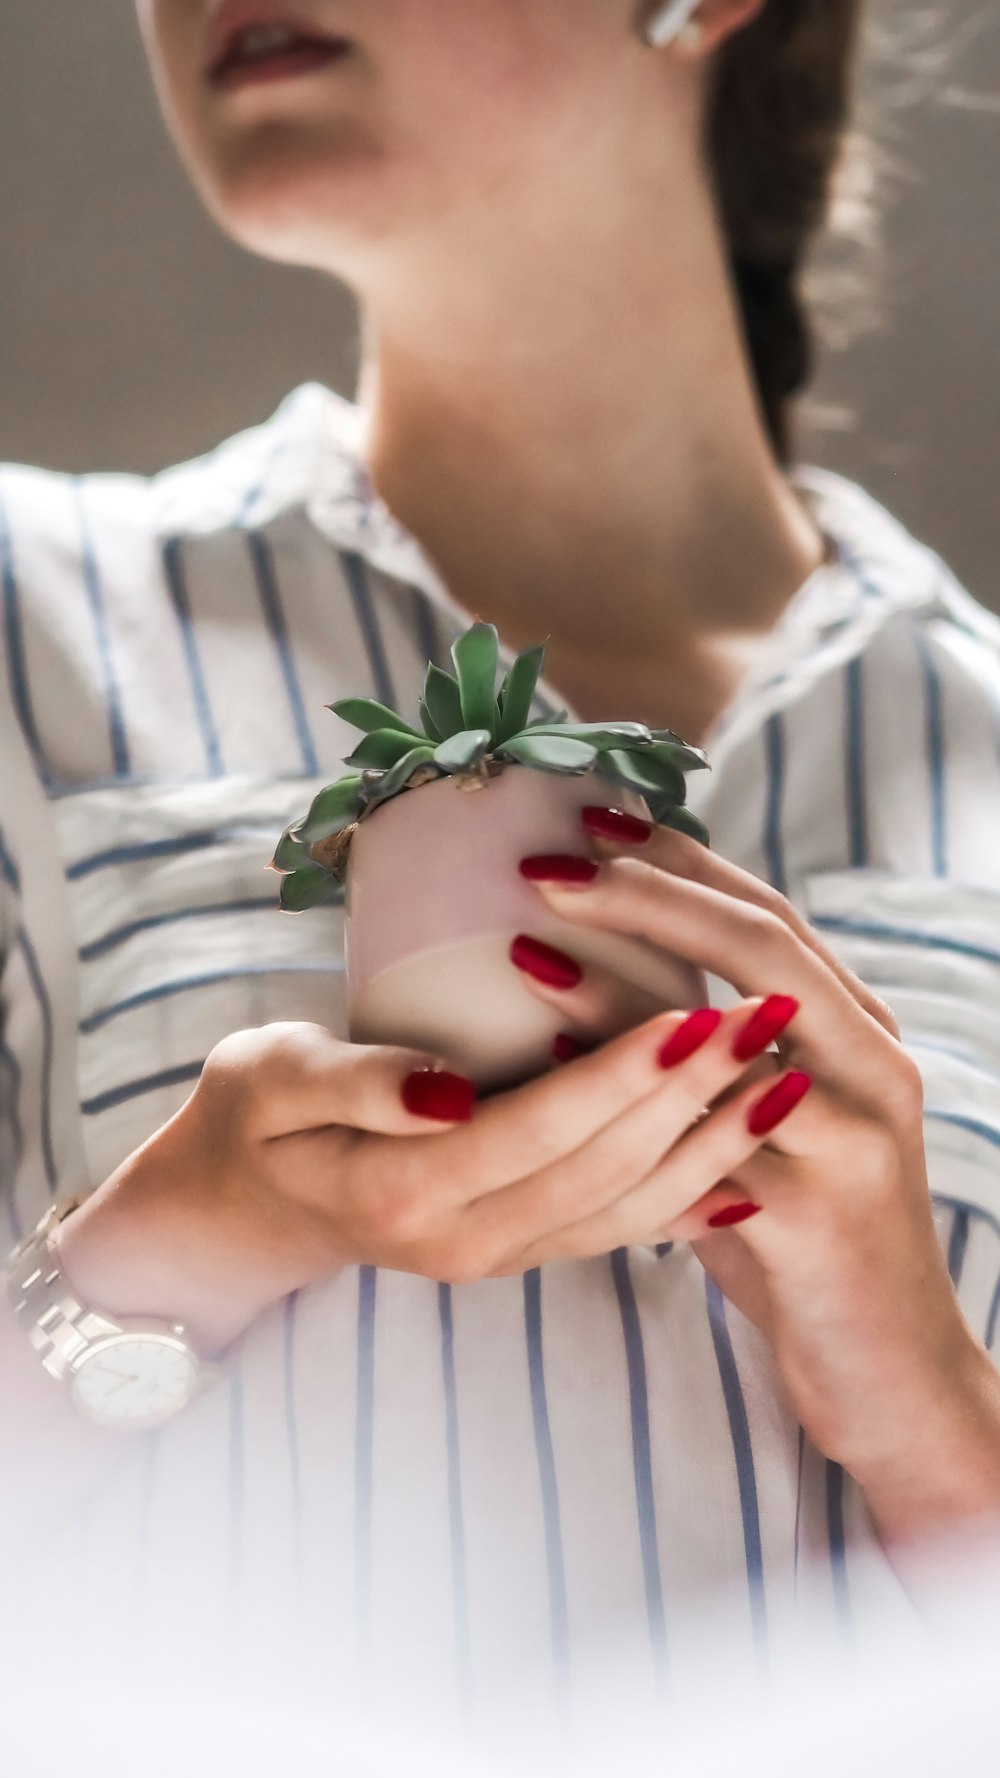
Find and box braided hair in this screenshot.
[707,0,865,464]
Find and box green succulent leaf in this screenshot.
[278,865,345,913]
[496,645,545,743]
[423,664,465,739]
[451,623,500,734]
[499,734,598,774]
[594,748,686,802]
[297,775,364,842]
[418,698,444,743]
[345,727,424,769]
[646,738,710,773]
[653,802,712,848]
[328,697,423,741]
[520,721,652,751]
[433,728,492,772]
[364,744,437,805]
[270,826,315,874]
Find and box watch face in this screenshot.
[70,1335,199,1428]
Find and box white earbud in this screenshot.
[642,0,704,48]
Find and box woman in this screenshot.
[4,0,1000,1741]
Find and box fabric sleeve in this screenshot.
[801,867,1000,1359]
[0,808,24,1247]
[797,589,1000,1356]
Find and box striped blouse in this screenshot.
[3,381,1000,1735]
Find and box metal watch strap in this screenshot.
[5,1197,135,1383]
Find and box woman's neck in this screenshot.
[352,155,825,716]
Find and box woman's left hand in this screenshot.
[509,806,1000,1538]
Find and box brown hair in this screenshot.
[707,0,867,464]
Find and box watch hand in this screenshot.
[101,1374,139,1399]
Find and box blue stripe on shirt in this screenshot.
[78,957,344,1035]
[835,539,882,604]
[705,1277,768,1669]
[411,586,442,674]
[825,1461,852,1644]
[66,823,296,881]
[340,550,398,710]
[609,1248,668,1687]
[925,1109,1000,1163]
[906,1036,998,1074]
[930,1190,1000,1250]
[161,536,225,777]
[80,1059,206,1117]
[246,530,320,775]
[844,654,868,867]
[0,827,22,895]
[232,434,292,528]
[523,1268,570,1702]
[935,1192,1000,1350]
[15,928,57,1196]
[809,914,1000,973]
[914,620,947,877]
[78,895,281,962]
[987,1276,1000,1351]
[437,1283,473,1707]
[761,712,787,896]
[0,1036,25,1242]
[0,482,51,787]
[823,644,881,1638]
[73,479,131,778]
[947,1205,971,1287]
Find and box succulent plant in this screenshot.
[271,622,712,911]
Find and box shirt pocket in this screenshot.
[55,773,346,1188]
[802,868,1000,1342]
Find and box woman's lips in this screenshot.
[209,39,350,93]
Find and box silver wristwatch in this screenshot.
[6,1197,221,1429]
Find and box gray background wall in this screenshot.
[1,2,997,605]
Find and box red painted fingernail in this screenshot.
[510,934,583,990]
[746,1069,813,1137]
[519,853,599,885]
[731,994,800,1062]
[401,1068,477,1122]
[708,1200,762,1229]
[552,1032,594,1063]
[656,1006,722,1067]
[581,806,653,845]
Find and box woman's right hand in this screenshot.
[56,1001,781,1358]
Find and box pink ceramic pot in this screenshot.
[346,765,708,1091]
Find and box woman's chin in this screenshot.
[195,131,399,271]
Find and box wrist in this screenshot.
[54,1103,317,1358]
[848,1329,1000,1552]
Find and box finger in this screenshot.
[510,936,670,1041]
[206,1023,478,1140]
[666,1177,766,1242]
[579,815,902,1041]
[373,993,775,1210]
[522,853,897,1096]
[498,1060,816,1266]
[454,1011,785,1259]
